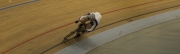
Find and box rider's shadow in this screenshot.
[63,35,88,45]
[62,35,87,45]
[64,35,97,50]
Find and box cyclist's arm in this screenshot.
[75,15,89,23]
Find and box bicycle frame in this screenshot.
[63,22,86,41]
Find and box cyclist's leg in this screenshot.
[86,19,98,31]
[75,19,98,38]
[76,22,93,38]
[86,22,93,29]
[75,22,87,38]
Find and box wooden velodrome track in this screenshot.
[1,0,180,54]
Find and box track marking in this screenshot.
[2,0,164,54]
[42,4,180,54]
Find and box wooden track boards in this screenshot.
[1,0,180,54]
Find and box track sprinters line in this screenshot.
[41,3,180,54]
[41,4,180,54]
[41,0,167,53]
[2,0,163,54]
